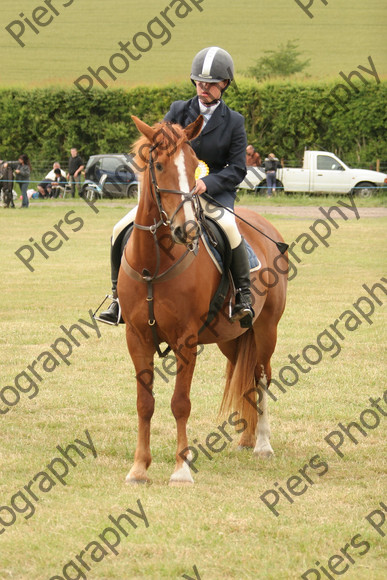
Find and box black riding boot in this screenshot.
[98,225,133,324]
[98,238,123,324]
[230,239,255,328]
[98,289,122,324]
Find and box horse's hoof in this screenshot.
[125,472,151,485]
[237,445,253,451]
[125,478,151,485]
[169,480,194,487]
[253,449,274,459]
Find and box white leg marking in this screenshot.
[170,450,194,483]
[254,374,274,458]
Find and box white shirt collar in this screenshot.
[198,100,221,116]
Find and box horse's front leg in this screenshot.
[169,340,198,486]
[125,340,156,484]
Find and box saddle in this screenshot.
[120,216,260,334]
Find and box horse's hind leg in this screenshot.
[253,371,274,458]
[251,311,280,458]
[230,364,273,456]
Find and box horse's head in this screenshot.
[131,115,203,246]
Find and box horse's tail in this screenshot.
[219,329,258,429]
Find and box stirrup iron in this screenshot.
[93,294,122,326]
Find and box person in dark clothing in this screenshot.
[0,161,15,208]
[67,148,84,197]
[50,168,67,198]
[99,47,254,328]
[7,154,31,208]
[38,162,67,198]
[264,153,281,197]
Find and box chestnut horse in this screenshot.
[117,115,288,485]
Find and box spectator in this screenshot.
[37,162,67,198]
[67,148,84,198]
[50,168,67,198]
[0,160,15,208]
[264,152,281,197]
[246,145,261,167]
[8,154,31,208]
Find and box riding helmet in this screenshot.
[190,47,234,87]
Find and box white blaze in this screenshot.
[174,149,196,226]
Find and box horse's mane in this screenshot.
[131,121,187,172]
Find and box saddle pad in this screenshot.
[201,228,261,273]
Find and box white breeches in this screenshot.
[112,206,138,245]
[111,200,241,249]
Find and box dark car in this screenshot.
[81,154,139,201]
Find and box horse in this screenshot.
[117,115,288,485]
[0,162,14,208]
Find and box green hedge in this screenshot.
[0,80,386,171]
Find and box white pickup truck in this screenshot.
[238,151,387,197]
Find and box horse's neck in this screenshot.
[127,191,179,273]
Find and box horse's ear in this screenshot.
[184,115,204,141]
[131,115,156,142]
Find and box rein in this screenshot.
[124,143,200,357]
[204,195,289,255]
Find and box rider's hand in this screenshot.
[194,179,207,195]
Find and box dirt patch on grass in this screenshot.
[247,205,387,219]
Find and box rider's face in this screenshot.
[196,80,227,105]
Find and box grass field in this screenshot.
[0,199,386,579]
[1,0,386,89]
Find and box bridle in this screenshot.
[130,141,203,274]
[141,142,201,234]
[121,139,202,357]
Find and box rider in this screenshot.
[98,46,255,328]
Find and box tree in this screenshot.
[247,40,310,81]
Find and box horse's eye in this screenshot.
[155,163,163,172]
